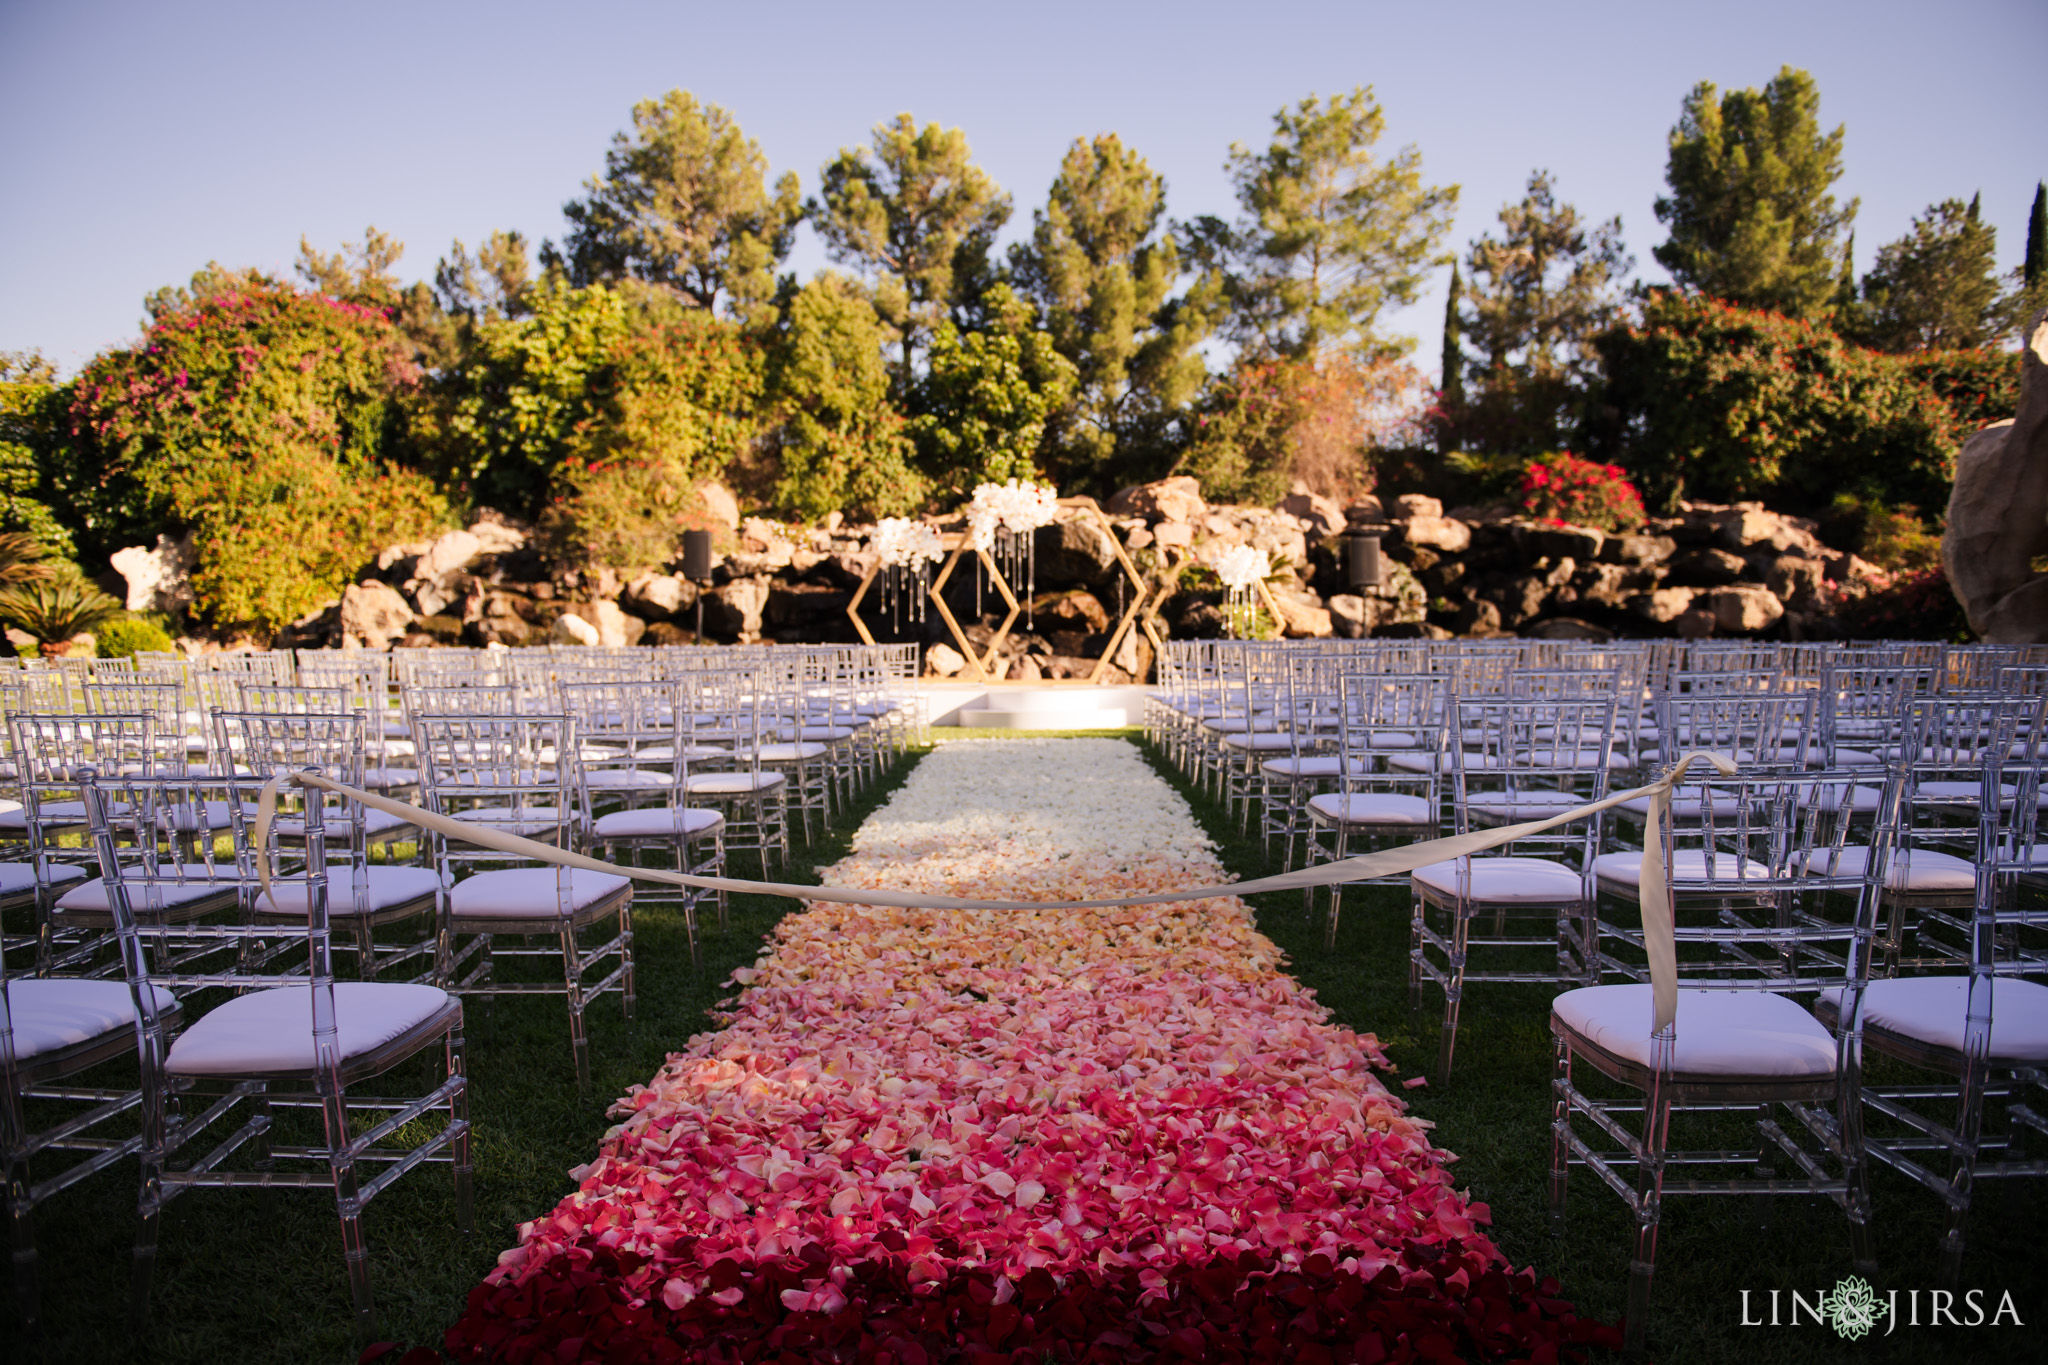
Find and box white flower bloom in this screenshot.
[869,517,946,569]
[966,479,1059,552]
[1207,544,1269,591]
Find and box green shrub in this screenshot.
[1586,293,2015,516]
[93,613,177,659]
[0,576,122,649]
[1842,566,1973,642]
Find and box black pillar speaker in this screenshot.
[681,530,716,583]
[1347,533,1382,591]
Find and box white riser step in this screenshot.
[955,706,1129,730]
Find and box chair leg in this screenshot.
[1940,1048,1991,1286]
[619,899,638,1020]
[561,922,591,1097]
[1624,1036,1674,1354]
[8,1149,39,1334]
[323,1090,377,1349]
[1548,1036,1572,1236]
[447,1016,474,1237]
[1438,901,1470,1082]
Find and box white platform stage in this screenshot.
[920,682,1152,730]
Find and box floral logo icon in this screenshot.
[1823,1275,1883,1340]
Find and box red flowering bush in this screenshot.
[1516,452,1645,532]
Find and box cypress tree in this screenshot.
[1438,263,1464,452]
[2026,181,2047,288]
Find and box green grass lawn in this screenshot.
[9,728,2041,1363]
[1135,734,2046,1365]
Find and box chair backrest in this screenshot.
[413,713,581,873]
[1634,764,1893,996]
[77,768,359,1086]
[1448,695,1618,858]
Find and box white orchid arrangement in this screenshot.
[966,479,1060,553]
[869,517,945,570]
[1206,543,1270,591]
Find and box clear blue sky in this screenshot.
[3,0,2042,376]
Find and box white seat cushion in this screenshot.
[0,802,92,832]
[1913,780,2017,807]
[0,861,90,896]
[272,807,416,840]
[1464,789,1586,820]
[1260,754,1345,778]
[1222,732,1299,752]
[155,800,258,833]
[1591,848,1773,891]
[2,978,178,1061]
[1819,977,2048,1065]
[362,766,420,789]
[1796,844,1977,893]
[1554,984,1839,1079]
[1307,792,1434,825]
[751,742,828,763]
[448,806,579,836]
[258,865,442,918]
[449,868,632,920]
[1414,856,1586,903]
[583,769,674,790]
[688,772,787,796]
[164,982,452,1076]
[55,877,238,915]
[785,725,856,742]
[592,806,723,839]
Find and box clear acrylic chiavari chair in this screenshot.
[76,767,469,1346]
[414,713,633,1094]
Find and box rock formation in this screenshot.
[1945,312,2048,641]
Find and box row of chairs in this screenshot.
[1144,638,2048,1349]
[0,650,927,1343]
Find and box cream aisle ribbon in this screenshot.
[255,750,1735,1033]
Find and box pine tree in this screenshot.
[812,115,1011,386]
[1189,86,1459,361]
[1457,170,1631,453]
[1653,66,1856,317]
[1852,196,2002,351]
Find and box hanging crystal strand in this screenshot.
[1023,529,1036,630]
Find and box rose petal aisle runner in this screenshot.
[447,739,1614,1363]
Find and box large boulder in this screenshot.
[1267,584,1333,638]
[1945,312,2048,640]
[1278,491,1347,539]
[551,612,600,646]
[565,600,645,647]
[1703,584,1786,634]
[471,589,550,646]
[1629,587,1697,624]
[698,482,742,532]
[1665,547,1747,587]
[622,572,695,619]
[1032,514,1121,590]
[704,578,772,640]
[1327,593,1368,639]
[1107,476,1207,524]
[109,532,198,614]
[339,582,415,650]
[1403,515,1472,554]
